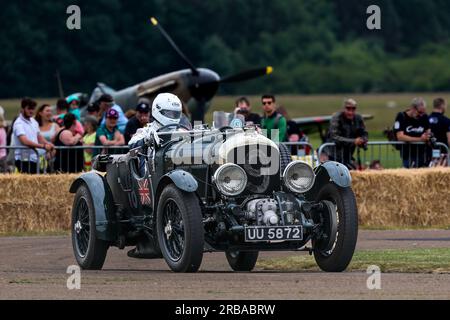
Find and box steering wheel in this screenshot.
[156,123,191,132]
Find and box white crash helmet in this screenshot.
[152,93,183,126]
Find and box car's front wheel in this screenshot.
[156,184,204,272]
[313,182,358,272]
[71,184,109,270]
[225,250,259,271]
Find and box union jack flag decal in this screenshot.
[137,179,151,206]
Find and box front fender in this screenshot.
[70,172,117,242]
[162,169,198,192]
[304,161,352,201]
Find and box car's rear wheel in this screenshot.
[313,182,358,272]
[71,184,109,270]
[156,184,204,272]
[225,250,259,271]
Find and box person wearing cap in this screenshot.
[124,102,151,144]
[98,94,128,134]
[86,101,100,119]
[94,108,125,156]
[327,98,368,169]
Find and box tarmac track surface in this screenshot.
[0,230,450,299]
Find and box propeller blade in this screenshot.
[150,17,198,75]
[220,66,273,83]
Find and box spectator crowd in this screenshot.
[324,97,450,170]
[0,94,449,174]
[0,94,151,174]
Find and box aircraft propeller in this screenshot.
[150,17,272,121]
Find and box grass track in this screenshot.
[257,248,450,273]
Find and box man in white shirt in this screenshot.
[12,98,54,173]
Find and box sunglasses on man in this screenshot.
[262,101,273,105]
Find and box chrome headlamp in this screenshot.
[282,161,315,193]
[213,164,247,196]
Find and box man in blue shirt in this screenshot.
[94,108,125,156]
[98,94,128,133]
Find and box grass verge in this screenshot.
[257,248,450,273]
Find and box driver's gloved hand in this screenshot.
[144,134,157,148]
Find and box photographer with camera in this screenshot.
[394,97,431,168]
[234,96,261,126]
[327,98,368,170]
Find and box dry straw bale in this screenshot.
[0,174,78,233]
[0,169,449,233]
[352,168,450,227]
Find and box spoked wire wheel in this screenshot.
[74,197,91,258]
[71,184,109,270]
[161,199,185,262]
[313,182,358,272]
[157,184,204,272]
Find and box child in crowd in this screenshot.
[82,116,98,171]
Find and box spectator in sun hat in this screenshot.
[66,94,82,121]
[98,94,128,134]
[124,101,151,144]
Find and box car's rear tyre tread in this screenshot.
[226,251,259,271]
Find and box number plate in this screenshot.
[244,226,303,242]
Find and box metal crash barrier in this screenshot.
[0,146,42,174]
[0,146,130,174]
[317,141,449,169]
[1,140,449,174]
[281,142,318,167]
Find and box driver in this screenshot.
[127,93,183,259]
[128,92,183,148]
